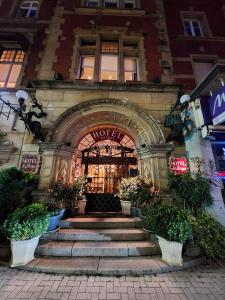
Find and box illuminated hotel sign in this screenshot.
[209,85,225,125]
[169,157,188,174]
[91,129,124,143]
[20,155,40,174]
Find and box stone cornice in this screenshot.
[30,80,180,93]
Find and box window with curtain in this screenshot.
[78,56,95,80]
[124,58,138,81]
[184,19,203,37]
[0,50,25,88]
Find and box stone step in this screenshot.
[20,256,206,276]
[36,241,160,257]
[42,228,148,241]
[60,217,142,229]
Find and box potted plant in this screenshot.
[146,204,192,266]
[45,196,64,231]
[2,203,49,267]
[74,177,88,215]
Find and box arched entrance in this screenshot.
[39,99,172,208]
[73,127,139,212]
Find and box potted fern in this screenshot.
[146,204,192,266]
[3,203,49,267]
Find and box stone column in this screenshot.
[184,104,225,226]
[38,142,59,189]
[138,143,172,189]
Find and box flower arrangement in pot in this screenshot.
[74,176,88,215]
[2,203,49,267]
[146,203,192,266]
[45,193,64,231]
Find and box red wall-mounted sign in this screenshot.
[20,155,40,174]
[91,129,124,143]
[169,157,188,174]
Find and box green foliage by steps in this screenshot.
[146,203,192,243]
[189,213,225,261]
[0,167,38,223]
[168,172,213,214]
[3,203,49,241]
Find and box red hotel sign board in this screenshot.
[169,157,188,174]
[91,129,124,143]
[20,155,40,174]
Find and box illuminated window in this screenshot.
[184,20,203,37]
[18,0,39,17]
[76,36,141,82]
[100,42,118,81]
[124,58,139,81]
[0,50,25,88]
[78,56,95,80]
[85,0,137,8]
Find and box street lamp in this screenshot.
[0,90,47,141]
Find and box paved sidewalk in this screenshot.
[0,264,225,300]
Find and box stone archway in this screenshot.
[39,99,172,190]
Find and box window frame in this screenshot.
[184,19,203,37]
[83,0,138,9]
[18,0,40,18]
[0,49,25,88]
[75,35,143,82]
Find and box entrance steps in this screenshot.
[37,217,159,257]
[18,216,206,275]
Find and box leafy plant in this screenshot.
[0,167,38,224]
[146,204,192,243]
[3,203,49,241]
[117,177,156,208]
[50,177,88,208]
[168,171,213,214]
[188,213,225,261]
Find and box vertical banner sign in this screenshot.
[209,85,225,125]
[20,155,40,174]
[169,157,188,174]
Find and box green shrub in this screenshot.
[3,203,49,241]
[146,204,192,243]
[0,167,38,224]
[188,213,225,261]
[168,172,213,214]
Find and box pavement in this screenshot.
[0,263,225,300]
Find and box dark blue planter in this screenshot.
[131,207,138,217]
[47,209,65,231]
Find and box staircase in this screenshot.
[37,216,160,258]
[20,215,204,275]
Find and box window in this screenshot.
[103,0,118,8]
[76,36,141,82]
[86,0,99,7]
[100,42,118,81]
[124,58,138,81]
[18,0,39,17]
[85,0,137,9]
[0,50,25,88]
[184,19,203,37]
[78,56,95,80]
[124,0,135,8]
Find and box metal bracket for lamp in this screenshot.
[0,90,47,141]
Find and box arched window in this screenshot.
[18,0,39,17]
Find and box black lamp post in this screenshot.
[0,90,47,141]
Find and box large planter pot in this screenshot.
[120,200,131,216]
[140,215,149,231]
[78,199,87,215]
[184,243,201,257]
[10,236,40,267]
[47,209,65,231]
[157,236,183,267]
[137,208,142,218]
[65,207,78,218]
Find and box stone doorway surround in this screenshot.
[38,98,173,190]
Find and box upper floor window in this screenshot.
[184,19,203,37]
[76,36,140,82]
[85,0,137,8]
[18,0,39,17]
[0,50,25,88]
